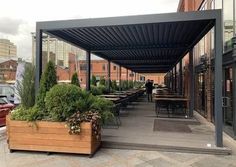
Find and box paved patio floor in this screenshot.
[1,96,236,166]
[0,135,236,167]
[102,96,230,154]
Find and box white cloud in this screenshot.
[0,0,179,61]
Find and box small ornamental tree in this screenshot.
[16,63,35,109]
[91,75,97,86]
[36,61,57,111]
[71,72,80,87]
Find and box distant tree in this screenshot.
[71,72,80,87]
[36,61,57,111]
[91,75,97,86]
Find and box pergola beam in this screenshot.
[91,44,188,52]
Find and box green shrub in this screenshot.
[91,75,97,86]
[11,106,44,121]
[134,81,144,88]
[71,72,80,87]
[99,76,106,86]
[36,61,57,111]
[111,80,118,91]
[120,80,128,90]
[76,90,96,112]
[90,85,102,96]
[128,80,134,89]
[97,85,106,93]
[75,90,114,122]
[16,63,35,109]
[91,97,114,122]
[45,84,80,121]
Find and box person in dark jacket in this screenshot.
[145,79,153,102]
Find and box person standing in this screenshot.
[145,79,153,102]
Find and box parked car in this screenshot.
[0,96,15,126]
[0,84,15,103]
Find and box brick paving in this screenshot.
[1,96,236,166]
[0,135,236,167]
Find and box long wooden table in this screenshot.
[154,97,189,117]
[101,97,121,103]
[154,94,184,98]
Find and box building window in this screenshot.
[223,0,234,51]
[113,65,117,70]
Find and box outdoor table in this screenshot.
[102,97,121,103]
[154,94,184,98]
[100,94,120,98]
[154,97,189,117]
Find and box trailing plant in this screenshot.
[91,75,97,86]
[66,111,101,140]
[71,72,80,87]
[36,61,57,112]
[16,63,35,109]
[45,84,81,121]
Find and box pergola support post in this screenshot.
[108,60,111,92]
[171,69,174,91]
[119,65,122,91]
[35,28,43,93]
[232,37,236,137]
[214,13,223,147]
[189,49,194,118]
[179,60,183,95]
[86,50,91,91]
[174,66,177,93]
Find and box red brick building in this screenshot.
[55,53,165,87]
[0,60,17,82]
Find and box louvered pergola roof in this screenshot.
[36,10,218,73]
[35,9,224,148]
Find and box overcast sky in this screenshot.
[0,0,179,62]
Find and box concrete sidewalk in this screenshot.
[0,137,236,167]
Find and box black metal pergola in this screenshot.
[35,10,223,147]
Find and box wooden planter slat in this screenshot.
[9,127,92,135]
[6,115,101,157]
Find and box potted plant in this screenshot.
[7,62,113,157]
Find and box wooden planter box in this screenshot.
[6,116,101,157]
